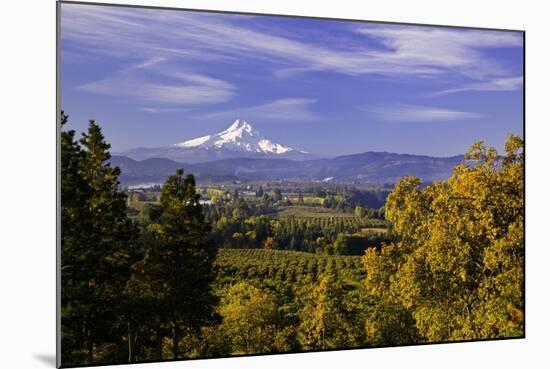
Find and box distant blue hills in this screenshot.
[111,151,464,186]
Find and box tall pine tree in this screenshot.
[61,115,134,365]
[146,169,217,359]
[61,111,91,365]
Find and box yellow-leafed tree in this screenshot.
[364,134,524,342]
[219,281,281,354]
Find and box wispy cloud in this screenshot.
[198,98,321,122]
[139,107,188,114]
[355,27,522,80]
[78,59,236,105]
[429,77,523,96]
[62,4,522,80]
[362,104,482,123]
[62,3,523,120]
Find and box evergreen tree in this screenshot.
[61,116,134,365]
[60,111,91,365]
[146,169,217,359]
[273,188,282,202]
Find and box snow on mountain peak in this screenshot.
[175,134,211,148]
[173,119,302,155]
[226,118,253,132]
[217,119,258,143]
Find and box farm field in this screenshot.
[274,206,387,229]
[275,205,357,218]
[214,248,366,288]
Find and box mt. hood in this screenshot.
[175,119,305,155]
[120,119,313,163]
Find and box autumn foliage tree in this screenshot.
[363,134,524,342]
[298,273,357,349]
[219,281,280,354]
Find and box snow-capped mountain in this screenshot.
[174,119,306,155]
[120,119,314,163]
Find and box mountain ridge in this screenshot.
[112,151,464,186]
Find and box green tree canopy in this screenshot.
[146,168,217,359]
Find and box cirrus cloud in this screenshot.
[362,104,482,122]
[197,98,321,123]
[78,59,236,105]
[429,76,523,96]
[62,4,523,81]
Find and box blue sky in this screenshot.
[60,3,524,157]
